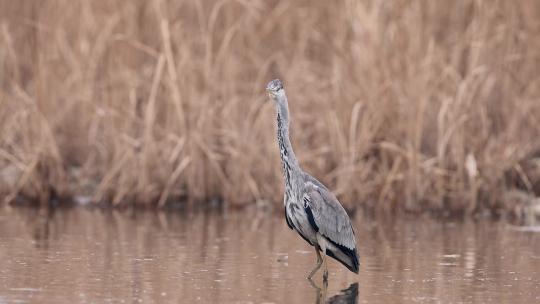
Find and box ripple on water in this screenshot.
[0,208,539,303]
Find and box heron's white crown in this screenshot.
[267,79,283,92]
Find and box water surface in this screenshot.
[0,207,539,303]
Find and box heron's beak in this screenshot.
[267,89,275,99]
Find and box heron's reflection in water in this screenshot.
[309,279,359,304]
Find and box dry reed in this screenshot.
[1,0,540,216]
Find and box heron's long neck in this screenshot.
[276,99,300,193]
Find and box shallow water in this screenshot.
[0,207,539,303]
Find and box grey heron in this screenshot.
[266,79,360,281]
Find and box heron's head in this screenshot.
[266,79,285,103]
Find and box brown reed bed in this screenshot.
[1,0,540,217]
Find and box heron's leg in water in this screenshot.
[322,252,329,282]
[308,276,328,304]
[307,248,323,279]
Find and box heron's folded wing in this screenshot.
[304,183,356,250]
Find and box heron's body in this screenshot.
[267,79,359,280]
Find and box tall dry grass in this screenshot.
[1,0,540,215]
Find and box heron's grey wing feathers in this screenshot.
[303,176,356,250]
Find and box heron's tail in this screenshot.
[326,241,360,274]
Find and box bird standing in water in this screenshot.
[266,79,359,281]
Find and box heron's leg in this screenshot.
[322,251,329,282]
[321,276,328,300]
[307,278,322,304]
[307,247,323,279]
